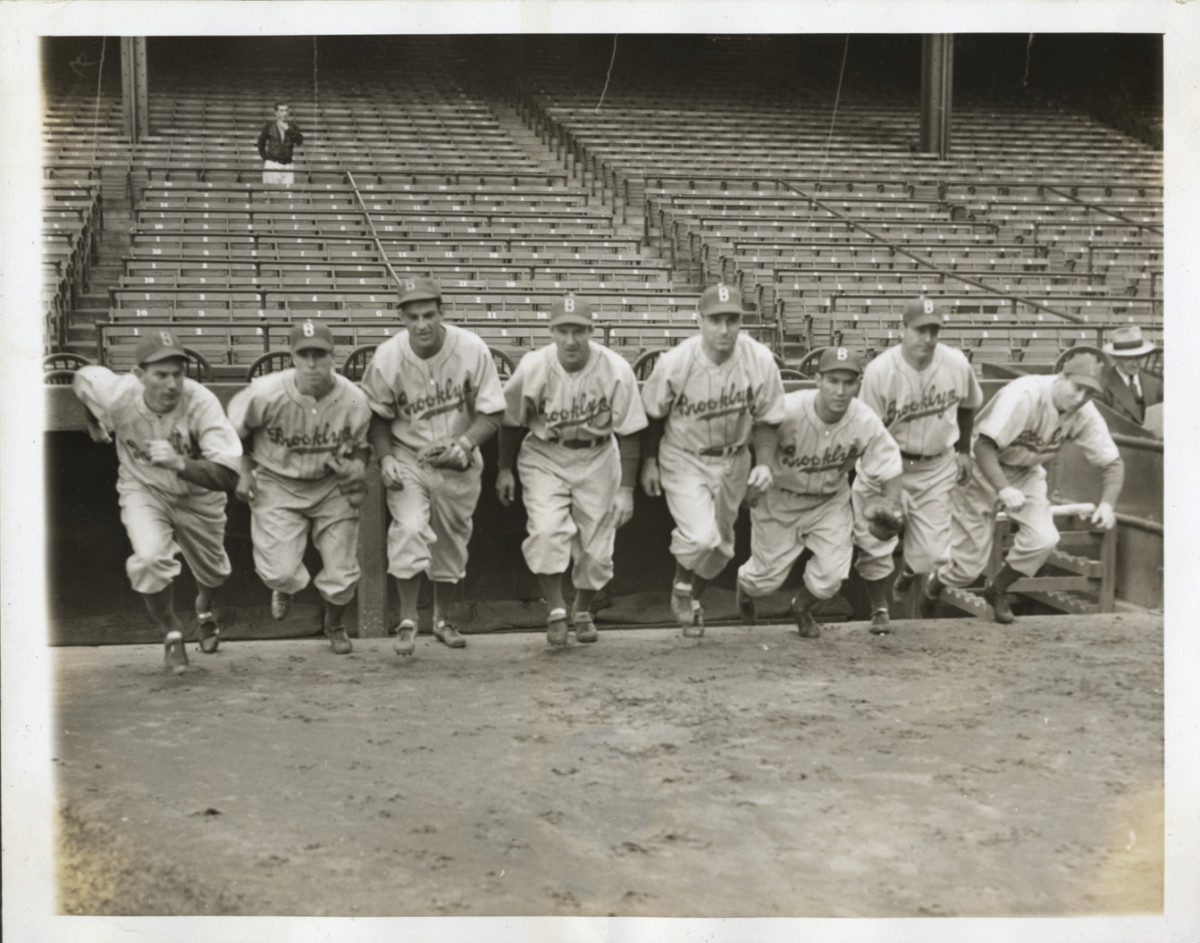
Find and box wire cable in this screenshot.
[594,35,618,114]
[90,37,107,168]
[817,36,850,191]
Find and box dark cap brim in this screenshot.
[905,312,942,329]
[291,341,334,353]
[550,314,594,328]
[141,349,188,364]
[399,291,441,305]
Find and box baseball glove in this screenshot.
[865,500,905,541]
[418,439,473,471]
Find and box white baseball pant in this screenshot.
[659,440,751,581]
[117,482,232,595]
[936,462,1059,587]
[518,437,620,591]
[385,445,482,583]
[262,160,295,185]
[737,487,854,600]
[250,470,362,606]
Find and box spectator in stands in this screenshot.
[257,101,304,186]
[1099,326,1162,427]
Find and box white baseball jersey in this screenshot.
[974,374,1119,470]
[503,342,648,442]
[73,365,241,495]
[641,334,786,452]
[361,324,506,450]
[227,370,372,480]
[859,344,983,455]
[774,391,902,496]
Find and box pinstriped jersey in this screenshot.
[227,370,371,480]
[361,324,506,451]
[774,391,902,496]
[640,334,786,452]
[858,344,983,456]
[72,365,242,496]
[502,342,648,442]
[975,374,1119,470]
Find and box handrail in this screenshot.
[1042,185,1163,236]
[345,170,403,288]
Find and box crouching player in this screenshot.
[73,330,242,672]
[735,347,903,638]
[495,295,648,646]
[227,320,372,654]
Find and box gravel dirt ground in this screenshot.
[52,611,1163,918]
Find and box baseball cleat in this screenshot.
[164,630,189,674]
[393,620,416,656]
[546,607,570,647]
[270,590,292,621]
[891,568,917,603]
[791,597,821,639]
[433,620,466,649]
[573,611,599,644]
[670,582,694,625]
[325,625,353,655]
[682,600,705,638]
[196,610,220,654]
[869,608,891,635]
[918,572,943,619]
[981,581,1015,624]
[735,581,757,625]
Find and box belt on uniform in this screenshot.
[558,436,610,450]
[900,448,950,462]
[694,444,747,458]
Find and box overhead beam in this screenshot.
[920,34,953,158]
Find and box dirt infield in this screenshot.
[53,611,1163,917]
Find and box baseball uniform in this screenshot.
[503,340,648,590]
[73,365,241,595]
[738,391,902,600]
[361,323,506,582]
[227,369,372,606]
[936,373,1120,587]
[641,332,786,580]
[852,342,983,579]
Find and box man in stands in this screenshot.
[1099,326,1162,429]
[257,101,304,186]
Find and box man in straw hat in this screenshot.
[1099,325,1161,427]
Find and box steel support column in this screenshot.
[920,34,953,158]
[120,37,149,141]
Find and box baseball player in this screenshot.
[227,320,372,655]
[851,297,984,634]
[361,277,506,654]
[921,351,1124,623]
[735,347,903,638]
[72,330,241,673]
[494,295,648,647]
[640,283,786,637]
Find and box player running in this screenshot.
[361,277,505,655]
[851,297,983,634]
[227,320,372,655]
[640,283,785,637]
[494,295,648,647]
[735,347,903,638]
[72,330,241,673]
[921,351,1124,623]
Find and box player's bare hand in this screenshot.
[495,468,516,507]
[235,471,257,504]
[747,463,774,494]
[640,458,662,497]
[954,451,973,486]
[379,455,405,491]
[614,486,635,528]
[997,486,1026,512]
[1090,501,1116,530]
[325,455,366,485]
[147,439,185,472]
[86,418,113,445]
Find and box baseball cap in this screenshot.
[397,276,442,306]
[816,346,864,377]
[902,296,944,329]
[549,295,595,328]
[698,283,744,318]
[289,319,334,353]
[135,329,187,366]
[1060,351,1105,394]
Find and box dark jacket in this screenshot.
[257,119,304,164]
[1100,362,1162,426]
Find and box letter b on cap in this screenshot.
[302,321,315,337]
[718,285,730,303]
